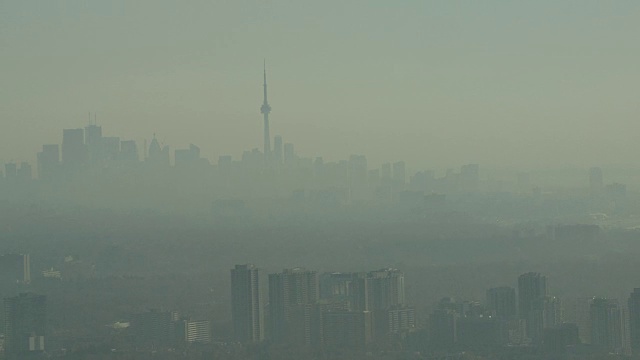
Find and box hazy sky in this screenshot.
[2,1,640,169]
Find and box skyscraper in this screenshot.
[590,298,623,354]
[322,310,373,349]
[37,144,60,181]
[366,268,405,311]
[486,286,516,320]
[4,293,46,359]
[283,143,295,166]
[0,253,31,285]
[62,128,87,172]
[119,140,138,162]
[131,309,175,347]
[260,61,272,165]
[273,135,283,166]
[230,264,263,343]
[85,124,103,166]
[268,268,318,344]
[518,272,547,342]
[392,161,406,189]
[147,134,170,166]
[628,289,640,353]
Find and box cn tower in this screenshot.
[260,61,272,164]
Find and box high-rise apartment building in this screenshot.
[230,264,263,343]
[392,161,406,189]
[183,319,212,344]
[322,310,373,349]
[131,309,175,347]
[4,293,46,359]
[590,298,623,354]
[0,253,31,285]
[366,268,405,311]
[629,289,640,353]
[268,268,318,344]
[518,272,547,342]
[486,287,516,320]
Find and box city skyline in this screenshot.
[2,2,640,169]
[3,2,640,359]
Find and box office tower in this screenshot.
[85,124,103,166]
[84,124,102,145]
[17,162,32,180]
[62,128,87,171]
[590,298,623,354]
[518,272,547,342]
[629,289,640,353]
[119,140,138,162]
[0,253,31,285]
[37,144,60,180]
[230,264,263,343]
[268,268,318,344]
[260,62,272,164]
[273,135,283,166]
[147,135,169,166]
[322,310,373,349]
[4,293,46,358]
[283,143,295,166]
[102,137,121,161]
[487,287,517,320]
[392,161,406,188]
[175,144,201,167]
[589,167,604,195]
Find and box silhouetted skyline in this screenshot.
[2,2,640,169]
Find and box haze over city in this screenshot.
[3,1,640,360]
[2,1,640,169]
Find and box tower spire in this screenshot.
[261,60,272,165]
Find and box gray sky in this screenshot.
[2,1,640,169]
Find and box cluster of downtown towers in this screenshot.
[11,66,481,204]
[230,265,640,355]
